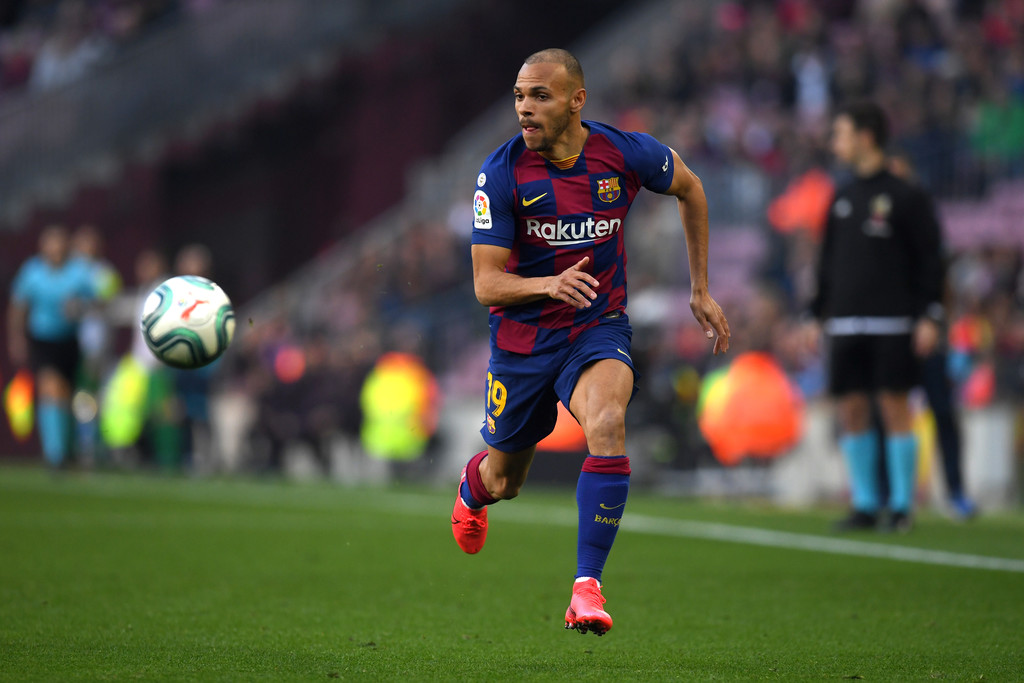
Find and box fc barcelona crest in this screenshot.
[597,176,621,203]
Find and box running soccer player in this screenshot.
[805,102,945,533]
[451,48,730,636]
[7,225,97,468]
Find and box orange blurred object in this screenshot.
[697,352,804,466]
[537,401,587,453]
[4,370,34,441]
[766,168,834,239]
[962,362,995,409]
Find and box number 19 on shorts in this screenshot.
[487,372,507,417]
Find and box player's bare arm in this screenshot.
[472,243,599,309]
[664,148,730,354]
[6,300,28,367]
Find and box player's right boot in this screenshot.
[564,578,613,636]
[451,466,488,554]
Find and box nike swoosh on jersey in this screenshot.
[522,193,548,207]
[599,502,626,510]
[616,348,632,361]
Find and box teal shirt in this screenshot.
[11,256,97,341]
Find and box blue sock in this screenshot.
[839,431,880,513]
[576,455,630,582]
[38,401,70,467]
[886,433,918,513]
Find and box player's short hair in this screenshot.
[524,48,584,88]
[838,101,889,149]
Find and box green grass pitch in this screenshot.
[1,465,1022,680]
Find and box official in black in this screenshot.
[806,101,945,532]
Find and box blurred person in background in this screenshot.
[805,102,945,534]
[70,223,122,464]
[100,247,173,467]
[451,48,729,637]
[29,0,110,91]
[359,323,440,471]
[7,225,97,468]
[886,153,977,520]
[172,243,217,472]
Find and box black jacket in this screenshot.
[809,169,944,322]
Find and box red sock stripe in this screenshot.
[581,455,631,475]
[466,450,498,505]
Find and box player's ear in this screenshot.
[570,87,586,114]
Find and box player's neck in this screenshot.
[538,121,588,164]
[854,149,886,178]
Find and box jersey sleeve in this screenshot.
[471,152,517,250]
[619,131,674,194]
[9,262,32,304]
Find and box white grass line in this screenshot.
[5,471,1024,573]
[498,506,1024,574]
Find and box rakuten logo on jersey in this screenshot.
[525,217,622,246]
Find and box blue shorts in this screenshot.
[480,317,638,453]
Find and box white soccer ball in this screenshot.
[140,275,235,369]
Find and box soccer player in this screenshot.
[805,102,945,533]
[451,48,730,636]
[7,225,97,468]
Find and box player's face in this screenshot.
[830,115,857,164]
[514,62,577,153]
[39,226,70,265]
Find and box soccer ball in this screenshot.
[140,275,235,369]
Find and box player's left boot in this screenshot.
[564,578,613,636]
[451,466,488,554]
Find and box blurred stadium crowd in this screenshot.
[1,0,1022,491]
[0,0,216,97]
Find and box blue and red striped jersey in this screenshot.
[471,120,674,355]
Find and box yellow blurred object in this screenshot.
[359,352,439,461]
[913,407,936,487]
[99,356,151,448]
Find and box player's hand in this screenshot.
[913,318,940,358]
[548,256,599,309]
[690,289,730,354]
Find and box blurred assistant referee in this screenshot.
[806,101,945,533]
[7,225,97,468]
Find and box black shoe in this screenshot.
[883,510,913,534]
[832,510,878,532]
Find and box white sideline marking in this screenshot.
[5,473,1024,573]
[497,506,1024,574]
